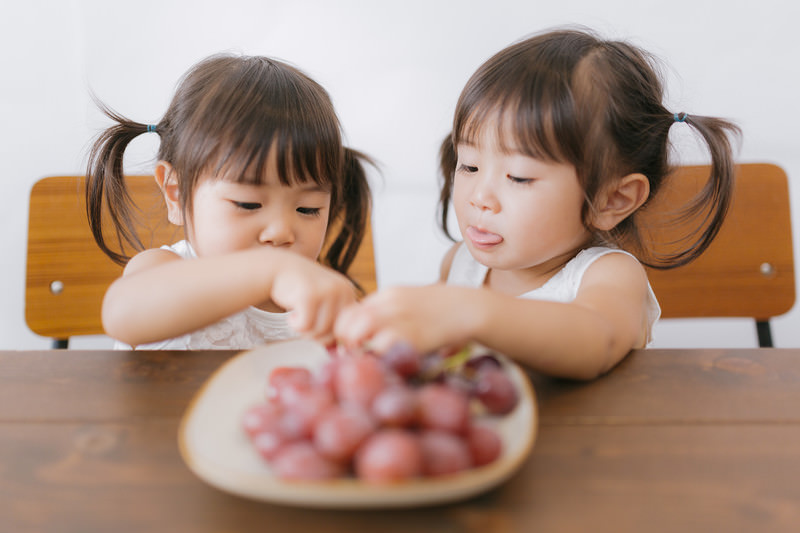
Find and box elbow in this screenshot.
[101,301,134,345]
[566,365,609,382]
[569,331,630,381]
[101,289,144,346]
[588,332,633,380]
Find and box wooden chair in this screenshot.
[642,163,795,347]
[25,175,377,348]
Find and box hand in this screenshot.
[270,255,358,344]
[334,284,477,354]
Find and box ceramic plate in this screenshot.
[178,338,537,508]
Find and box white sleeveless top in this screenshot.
[446,244,661,345]
[114,240,297,350]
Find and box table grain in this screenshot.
[2,348,799,533]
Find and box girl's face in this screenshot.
[453,125,590,278]
[185,149,332,262]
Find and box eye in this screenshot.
[297,207,322,217]
[507,175,533,185]
[457,164,478,174]
[233,201,262,210]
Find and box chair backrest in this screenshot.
[641,163,795,346]
[25,175,377,346]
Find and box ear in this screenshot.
[592,173,650,231]
[154,161,184,226]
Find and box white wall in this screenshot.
[3,0,799,349]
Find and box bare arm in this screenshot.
[103,246,357,346]
[335,252,651,380]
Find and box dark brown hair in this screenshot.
[86,54,371,284]
[438,28,739,268]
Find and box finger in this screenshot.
[311,331,335,348]
[311,300,338,340]
[334,304,378,348]
[368,328,406,354]
[306,285,352,339]
[287,307,310,332]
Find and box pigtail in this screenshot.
[323,147,373,293]
[437,134,458,240]
[85,99,160,265]
[646,114,740,269]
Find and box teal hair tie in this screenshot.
[146,124,157,133]
[673,112,688,123]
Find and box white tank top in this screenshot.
[446,243,661,344]
[114,240,297,350]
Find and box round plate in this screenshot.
[178,338,537,508]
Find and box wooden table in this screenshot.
[2,348,799,532]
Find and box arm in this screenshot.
[334,252,651,380]
[102,246,357,346]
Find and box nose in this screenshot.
[258,212,295,247]
[470,175,500,213]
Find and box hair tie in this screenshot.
[673,112,688,123]
[146,124,157,133]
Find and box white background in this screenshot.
[3,0,798,350]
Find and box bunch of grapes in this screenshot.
[241,344,519,484]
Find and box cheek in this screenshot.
[452,181,470,215]
[294,217,331,261]
[185,208,243,255]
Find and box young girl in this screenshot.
[86,53,371,350]
[334,28,739,380]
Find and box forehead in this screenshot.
[458,111,526,155]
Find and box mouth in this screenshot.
[465,226,503,247]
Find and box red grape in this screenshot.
[335,354,388,409]
[280,387,335,438]
[250,409,301,461]
[272,442,346,481]
[354,429,423,483]
[474,367,519,415]
[371,385,418,427]
[315,358,340,398]
[241,402,282,438]
[252,428,291,461]
[314,404,375,462]
[466,424,503,466]
[419,430,472,476]
[381,342,421,378]
[417,383,470,434]
[372,385,418,427]
[267,366,312,403]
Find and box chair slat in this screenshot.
[642,163,794,323]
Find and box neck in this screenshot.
[484,244,587,296]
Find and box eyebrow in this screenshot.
[295,182,330,193]
[457,140,527,157]
[233,176,330,193]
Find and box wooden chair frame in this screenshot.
[642,163,795,347]
[25,175,377,348]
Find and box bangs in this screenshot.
[212,127,338,193]
[452,34,586,166]
[455,97,571,164]
[171,55,342,192]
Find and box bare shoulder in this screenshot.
[580,250,649,293]
[438,241,463,282]
[122,247,182,276]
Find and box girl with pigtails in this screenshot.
[86,54,372,350]
[335,28,740,380]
